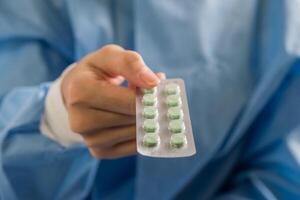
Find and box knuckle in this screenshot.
[84,136,107,149]
[64,77,85,106]
[68,112,87,133]
[101,44,123,55]
[69,121,82,134]
[89,148,109,159]
[124,51,143,65]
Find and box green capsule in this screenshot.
[165,83,180,95]
[167,107,183,120]
[142,94,157,106]
[166,95,182,107]
[143,107,158,119]
[143,133,159,147]
[170,133,186,148]
[142,87,157,95]
[168,119,185,134]
[143,119,158,133]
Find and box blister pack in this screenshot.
[136,79,196,158]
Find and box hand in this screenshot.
[61,44,165,159]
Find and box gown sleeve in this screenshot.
[0,1,98,199]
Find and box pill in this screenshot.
[143,107,158,119]
[136,79,196,157]
[143,133,159,147]
[143,119,158,133]
[168,107,183,120]
[165,83,180,95]
[142,94,157,106]
[142,87,157,95]
[166,95,182,107]
[168,119,185,134]
[170,133,186,148]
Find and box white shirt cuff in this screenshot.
[40,63,84,147]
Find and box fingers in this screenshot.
[106,75,125,86]
[156,72,166,80]
[67,78,136,115]
[89,139,136,159]
[84,44,160,88]
[68,107,135,134]
[128,71,166,89]
[79,72,166,115]
[84,125,136,148]
[62,44,166,160]
[91,83,136,115]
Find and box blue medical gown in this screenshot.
[0,0,300,199]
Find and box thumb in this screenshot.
[128,72,166,89]
[86,45,160,88]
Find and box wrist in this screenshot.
[40,63,84,147]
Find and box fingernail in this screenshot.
[157,72,166,80]
[139,69,160,86]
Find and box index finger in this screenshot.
[85,45,160,88]
[78,80,137,115]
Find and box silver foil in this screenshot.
[136,79,196,158]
